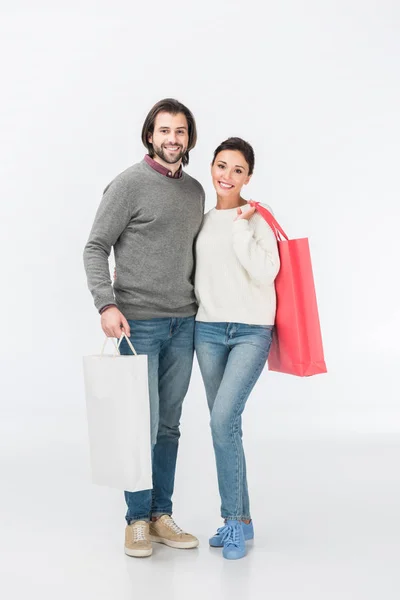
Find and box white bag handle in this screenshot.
[117,332,138,356]
[100,333,138,356]
[101,337,119,356]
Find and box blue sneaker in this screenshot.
[209,520,254,547]
[221,520,246,560]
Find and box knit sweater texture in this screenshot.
[195,203,280,325]
[83,160,205,319]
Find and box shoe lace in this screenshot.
[220,523,241,548]
[164,516,184,535]
[132,523,147,542]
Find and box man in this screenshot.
[83,98,205,557]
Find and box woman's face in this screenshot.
[211,150,251,197]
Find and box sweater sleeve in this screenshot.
[231,215,280,285]
[83,176,133,312]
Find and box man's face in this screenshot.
[148,112,189,166]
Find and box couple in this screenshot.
[83,98,280,561]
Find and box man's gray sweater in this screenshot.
[83,160,205,320]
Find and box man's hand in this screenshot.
[235,204,256,221]
[101,306,131,338]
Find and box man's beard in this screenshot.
[153,143,186,165]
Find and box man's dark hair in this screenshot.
[141,98,197,167]
[212,137,255,176]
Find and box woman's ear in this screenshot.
[244,174,252,186]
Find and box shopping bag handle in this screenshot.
[100,333,138,356]
[101,337,120,356]
[249,201,289,241]
[117,332,138,356]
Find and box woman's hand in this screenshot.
[235,204,256,221]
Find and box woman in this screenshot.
[194,137,280,560]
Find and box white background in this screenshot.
[1,1,399,598]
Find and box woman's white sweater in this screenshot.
[195,203,280,325]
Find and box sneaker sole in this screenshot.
[209,535,254,548]
[223,551,246,560]
[149,535,199,549]
[209,540,223,547]
[124,546,153,558]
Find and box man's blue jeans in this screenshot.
[119,316,195,523]
[195,322,273,521]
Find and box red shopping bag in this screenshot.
[250,202,327,377]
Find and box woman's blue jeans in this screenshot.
[195,322,273,520]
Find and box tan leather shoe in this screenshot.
[149,515,199,549]
[124,520,152,557]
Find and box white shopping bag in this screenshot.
[82,334,152,493]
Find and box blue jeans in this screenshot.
[119,316,195,523]
[195,322,273,520]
